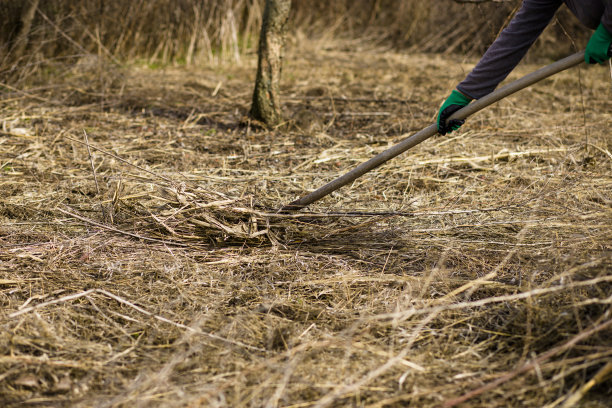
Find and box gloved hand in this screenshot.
[585,23,612,64]
[437,90,472,135]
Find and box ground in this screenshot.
[1,42,611,407]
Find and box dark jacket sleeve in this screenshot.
[457,0,563,99]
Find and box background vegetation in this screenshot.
[0,0,590,83]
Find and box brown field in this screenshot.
[1,40,611,407]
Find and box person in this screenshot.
[437,0,612,135]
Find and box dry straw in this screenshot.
[1,2,611,407]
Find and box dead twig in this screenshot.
[559,361,612,408]
[8,288,265,353]
[63,135,175,184]
[57,207,189,247]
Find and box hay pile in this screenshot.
[1,45,611,407]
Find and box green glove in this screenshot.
[437,90,472,135]
[585,23,612,64]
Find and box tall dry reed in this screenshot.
[0,0,589,83]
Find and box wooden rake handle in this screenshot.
[281,51,585,212]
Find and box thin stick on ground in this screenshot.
[8,289,265,352]
[57,207,190,247]
[9,289,97,318]
[97,290,266,352]
[64,135,175,184]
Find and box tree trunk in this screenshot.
[250,0,291,127]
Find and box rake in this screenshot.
[281,51,585,212]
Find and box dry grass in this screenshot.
[1,41,611,407]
